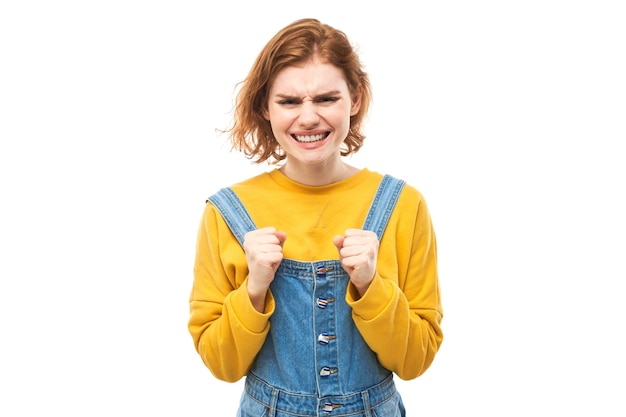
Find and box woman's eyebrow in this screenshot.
[274,90,342,100]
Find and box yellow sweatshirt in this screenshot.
[189,168,443,382]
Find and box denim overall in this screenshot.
[208,175,406,417]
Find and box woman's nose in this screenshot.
[298,101,319,126]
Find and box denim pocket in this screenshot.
[371,392,405,417]
[237,392,269,417]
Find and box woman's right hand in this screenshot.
[243,227,287,312]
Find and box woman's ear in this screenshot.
[350,90,362,116]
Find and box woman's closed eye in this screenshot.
[276,95,340,107]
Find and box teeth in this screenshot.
[295,133,325,143]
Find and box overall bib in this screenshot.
[208,175,406,417]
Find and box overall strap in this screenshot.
[207,174,405,246]
[362,174,406,240]
[206,187,257,247]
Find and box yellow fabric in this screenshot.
[188,168,443,382]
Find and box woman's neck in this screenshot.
[279,160,359,186]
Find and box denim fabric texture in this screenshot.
[208,175,406,417]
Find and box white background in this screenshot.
[1,1,625,415]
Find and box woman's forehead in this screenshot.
[270,61,349,96]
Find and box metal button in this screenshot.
[316,265,333,277]
[322,402,340,413]
[316,297,334,308]
[319,366,337,377]
[318,333,335,345]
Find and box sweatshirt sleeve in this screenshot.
[188,203,274,382]
[346,187,443,380]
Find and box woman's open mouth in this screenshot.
[292,132,329,143]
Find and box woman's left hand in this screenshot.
[333,228,379,297]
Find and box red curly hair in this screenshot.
[223,18,372,164]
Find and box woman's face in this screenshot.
[264,57,361,171]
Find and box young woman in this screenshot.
[188,18,443,416]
